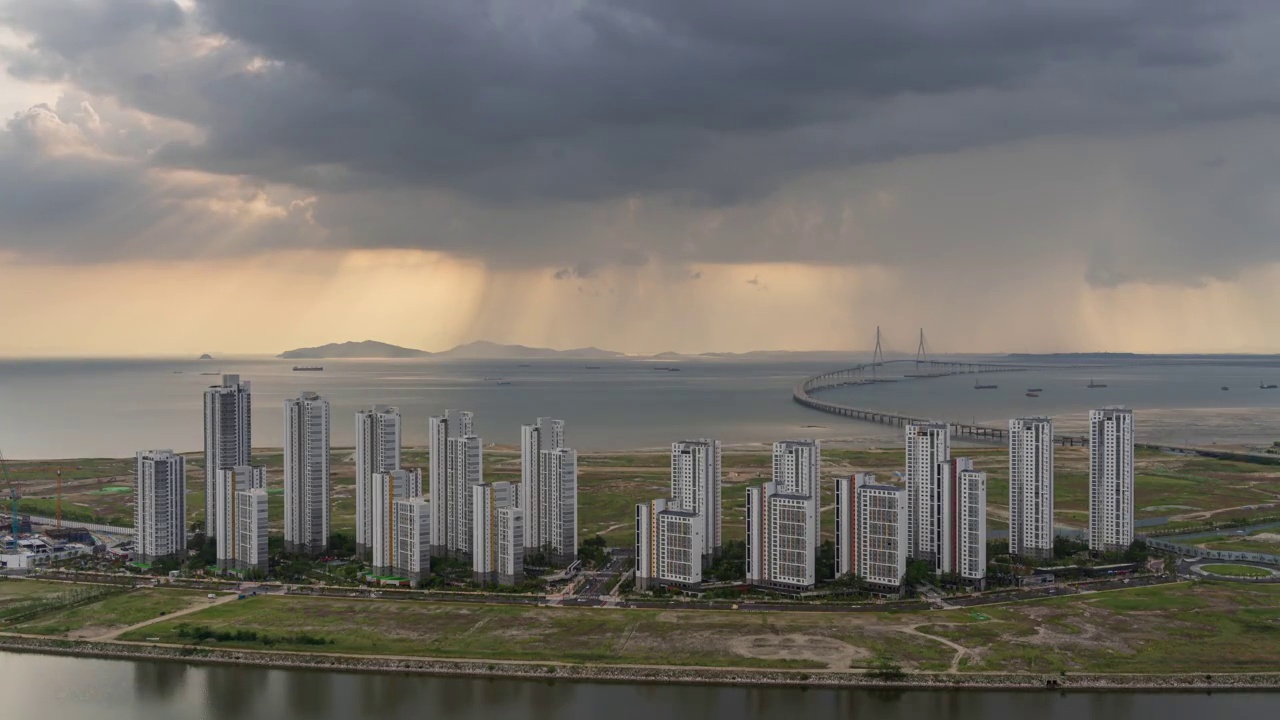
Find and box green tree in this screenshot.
[578,534,608,567]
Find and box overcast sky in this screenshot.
[3,1,1280,356]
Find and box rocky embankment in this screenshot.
[1,635,1278,690]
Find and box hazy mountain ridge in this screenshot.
[278,340,432,359]
[278,339,625,360]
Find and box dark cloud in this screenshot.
[2,1,1280,286]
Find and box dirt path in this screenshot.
[92,592,239,641]
[898,624,976,673]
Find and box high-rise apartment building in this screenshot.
[771,440,820,496]
[355,406,401,557]
[203,374,251,538]
[746,441,821,591]
[284,392,330,554]
[519,417,564,551]
[833,473,909,590]
[235,488,269,574]
[393,497,431,583]
[428,409,474,556]
[1089,408,1135,553]
[214,465,266,572]
[539,447,578,564]
[635,498,705,591]
[1009,417,1055,559]
[135,450,186,564]
[472,481,522,585]
[904,422,950,564]
[946,458,987,586]
[671,439,722,559]
[371,468,423,575]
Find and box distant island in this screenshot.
[199,353,214,360]
[278,339,626,360]
[437,340,624,360]
[279,340,431,359]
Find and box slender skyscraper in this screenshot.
[356,406,401,557]
[203,374,251,538]
[428,410,474,556]
[135,450,186,564]
[540,447,578,565]
[284,392,330,554]
[1089,408,1135,553]
[671,439,722,560]
[905,422,950,563]
[519,417,564,551]
[472,481,518,585]
[1009,417,1055,559]
[945,458,987,586]
[448,432,483,558]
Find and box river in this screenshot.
[2,652,1276,719]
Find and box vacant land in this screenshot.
[1199,530,1280,555]
[0,579,210,638]
[9,446,1280,543]
[13,581,1243,674]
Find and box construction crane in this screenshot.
[56,468,62,529]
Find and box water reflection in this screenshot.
[4,651,1277,720]
[206,665,269,717]
[133,661,187,701]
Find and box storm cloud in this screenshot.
[3,0,1280,285]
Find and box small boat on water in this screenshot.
[1087,379,1107,388]
[1262,381,1278,390]
[667,367,681,372]
[292,366,323,372]
[199,371,221,376]
[1026,388,1043,393]
[518,364,531,368]
[585,365,602,370]
[1221,386,1230,391]
[1025,392,1040,398]
[974,379,997,390]
[496,380,512,386]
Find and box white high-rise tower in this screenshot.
[671,439,722,559]
[1009,417,1054,559]
[203,374,251,538]
[905,422,950,563]
[519,417,564,551]
[1089,408,1135,553]
[428,410,474,556]
[355,406,401,557]
[135,450,187,564]
[284,392,330,554]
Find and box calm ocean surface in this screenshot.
[3,652,1278,719]
[1,357,1279,458]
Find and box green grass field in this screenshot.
[4,585,208,636]
[1199,564,1274,578]
[86,581,1280,673]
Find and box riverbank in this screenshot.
[3,634,1280,691]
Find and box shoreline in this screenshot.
[2,635,1279,692]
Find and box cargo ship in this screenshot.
[292,366,324,372]
[974,379,997,390]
